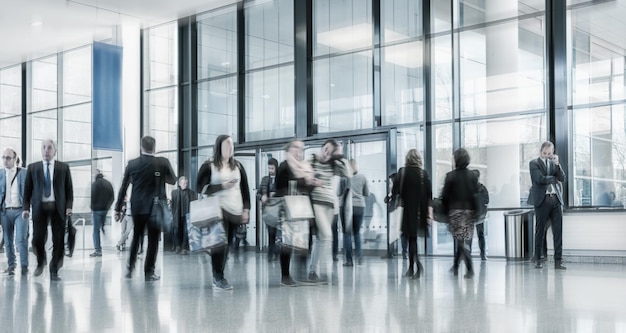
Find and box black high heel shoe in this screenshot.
[413,262,423,279]
[405,268,414,277]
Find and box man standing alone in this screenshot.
[23,139,74,281]
[1,147,28,276]
[528,141,566,270]
[171,176,197,254]
[90,169,114,257]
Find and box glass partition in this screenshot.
[569,2,626,207]
[0,65,22,153]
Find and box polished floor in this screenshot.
[1,246,626,333]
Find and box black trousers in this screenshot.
[534,195,563,262]
[32,202,65,274]
[210,210,239,281]
[128,213,160,275]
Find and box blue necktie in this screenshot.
[45,162,51,197]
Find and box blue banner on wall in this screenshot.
[93,42,123,151]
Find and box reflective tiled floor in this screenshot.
[1,248,626,333]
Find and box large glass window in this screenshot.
[243,0,295,142]
[198,7,239,145]
[245,0,294,69]
[198,78,238,146]
[314,51,373,133]
[63,47,92,162]
[32,56,58,112]
[382,0,423,43]
[144,23,178,89]
[0,65,22,153]
[144,22,178,156]
[459,18,545,117]
[569,2,626,208]
[314,0,372,56]
[198,6,238,80]
[462,114,546,208]
[381,42,424,125]
[63,46,92,106]
[245,66,295,141]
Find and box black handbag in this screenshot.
[65,216,77,257]
[432,197,448,224]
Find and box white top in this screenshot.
[4,166,21,208]
[210,163,243,215]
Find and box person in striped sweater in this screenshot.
[306,139,351,283]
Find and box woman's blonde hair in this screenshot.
[405,149,422,168]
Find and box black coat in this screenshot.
[91,174,114,211]
[393,166,432,238]
[441,168,479,213]
[115,154,176,216]
[171,187,198,226]
[23,160,74,220]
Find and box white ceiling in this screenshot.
[0,0,237,68]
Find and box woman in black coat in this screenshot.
[392,149,432,279]
[441,148,479,279]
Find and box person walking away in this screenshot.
[441,148,479,279]
[90,168,114,257]
[114,136,176,282]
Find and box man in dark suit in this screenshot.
[257,158,279,261]
[22,139,74,281]
[114,136,176,281]
[527,141,566,270]
[170,176,197,255]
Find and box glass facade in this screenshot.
[568,1,626,208]
[198,7,239,146]
[0,65,22,153]
[244,0,295,141]
[1,0,623,257]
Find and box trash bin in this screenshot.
[503,209,535,261]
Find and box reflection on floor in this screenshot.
[1,249,626,333]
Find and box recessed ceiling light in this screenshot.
[31,21,43,27]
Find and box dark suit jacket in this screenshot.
[171,187,197,227]
[115,154,176,216]
[527,157,565,207]
[23,160,74,219]
[441,168,479,212]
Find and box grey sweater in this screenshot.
[350,173,369,208]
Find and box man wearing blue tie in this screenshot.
[527,141,566,270]
[22,139,74,281]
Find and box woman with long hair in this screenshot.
[196,134,251,290]
[274,139,317,286]
[392,149,432,279]
[441,148,479,279]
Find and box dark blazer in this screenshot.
[115,154,176,216]
[393,166,432,238]
[441,168,479,212]
[23,160,74,219]
[527,157,565,207]
[91,174,115,211]
[171,187,198,227]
